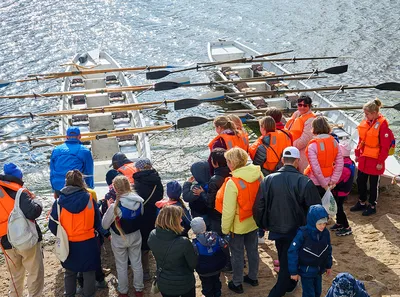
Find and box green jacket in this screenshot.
[147,228,197,295]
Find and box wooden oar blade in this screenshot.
[375,82,400,91]
[174,99,201,110]
[176,116,212,129]
[323,65,348,74]
[146,70,171,80]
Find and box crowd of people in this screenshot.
[0,96,394,297]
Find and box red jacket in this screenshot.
[355,116,391,175]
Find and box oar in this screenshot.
[245,56,343,63]
[145,50,294,80]
[258,65,348,79]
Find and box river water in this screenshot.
[0,0,399,214]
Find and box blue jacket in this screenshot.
[49,186,101,272]
[288,205,332,277]
[50,139,94,191]
[325,273,370,297]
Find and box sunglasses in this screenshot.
[297,103,309,108]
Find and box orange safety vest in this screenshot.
[304,136,339,177]
[357,116,387,159]
[208,133,248,152]
[59,193,95,242]
[248,130,292,171]
[118,163,138,184]
[215,176,262,222]
[0,180,22,237]
[238,129,249,152]
[285,112,316,141]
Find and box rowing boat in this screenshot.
[208,40,400,186]
[59,49,151,194]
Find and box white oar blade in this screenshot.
[197,91,225,101]
[169,76,190,85]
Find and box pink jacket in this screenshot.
[292,110,315,173]
[333,157,354,197]
[306,134,344,188]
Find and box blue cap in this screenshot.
[66,126,81,137]
[3,163,23,180]
[167,181,182,199]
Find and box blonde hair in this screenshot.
[312,116,331,135]
[155,205,184,234]
[259,116,276,133]
[363,98,382,113]
[224,147,248,170]
[112,175,133,238]
[227,114,243,130]
[214,116,238,135]
[65,170,87,190]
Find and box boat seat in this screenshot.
[105,75,119,84]
[70,77,84,88]
[212,46,245,62]
[86,94,110,108]
[89,114,115,131]
[70,95,87,107]
[247,82,271,91]
[91,138,120,161]
[84,78,106,89]
[72,115,89,124]
[109,92,126,103]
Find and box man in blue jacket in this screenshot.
[50,127,94,196]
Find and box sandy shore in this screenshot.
[1,186,400,297]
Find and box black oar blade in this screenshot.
[174,99,201,110]
[392,103,400,111]
[154,81,181,91]
[176,116,212,129]
[375,82,400,91]
[146,70,171,80]
[323,65,348,74]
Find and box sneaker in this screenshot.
[350,201,367,212]
[243,275,259,286]
[336,227,353,236]
[258,236,265,244]
[362,205,376,216]
[95,280,108,289]
[135,291,144,297]
[330,224,343,231]
[273,266,280,273]
[273,260,280,267]
[286,280,300,294]
[228,281,244,294]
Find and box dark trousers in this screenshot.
[334,194,349,228]
[199,273,222,297]
[258,228,265,238]
[316,186,326,198]
[65,270,95,297]
[357,170,380,206]
[268,237,298,297]
[301,275,322,297]
[77,266,105,287]
[161,286,196,297]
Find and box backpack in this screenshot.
[119,203,143,220]
[7,188,39,251]
[387,128,396,156]
[49,203,69,262]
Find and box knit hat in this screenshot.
[316,217,328,224]
[135,158,152,170]
[3,163,23,180]
[167,181,182,200]
[106,169,121,186]
[190,217,206,235]
[66,126,81,137]
[339,141,352,157]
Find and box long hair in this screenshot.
[155,205,184,234]
[214,116,238,135]
[227,114,243,130]
[65,170,87,190]
[112,175,132,239]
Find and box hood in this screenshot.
[190,161,211,184]
[155,198,177,209]
[119,192,144,211]
[315,133,331,139]
[196,231,218,248]
[306,205,329,233]
[231,164,262,183]
[220,129,235,135]
[58,186,90,214]
[214,166,231,178]
[344,157,353,165]
[0,174,24,186]
[133,169,161,185]
[329,273,366,297]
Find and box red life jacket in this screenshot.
[118,163,138,184]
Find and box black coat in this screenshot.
[253,165,321,235]
[206,166,231,220]
[133,169,164,250]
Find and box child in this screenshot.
[156,180,192,236]
[331,142,355,236]
[325,273,370,297]
[191,217,228,297]
[288,205,333,297]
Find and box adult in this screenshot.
[110,152,137,184]
[50,126,94,196]
[351,98,393,216]
[219,147,262,294]
[254,147,321,297]
[249,116,292,176]
[132,158,164,280]
[304,116,344,197]
[0,163,44,297]
[49,170,101,297]
[148,205,197,297]
[285,96,316,172]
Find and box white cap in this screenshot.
[282,146,300,159]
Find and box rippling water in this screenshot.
[0,0,399,212]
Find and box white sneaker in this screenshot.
[258,236,265,244]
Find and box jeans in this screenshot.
[357,170,380,206]
[161,286,196,297]
[200,273,222,297]
[229,229,259,286]
[64,270,95,297]
[301,275,322,297]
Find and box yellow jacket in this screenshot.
[221,164,262,235]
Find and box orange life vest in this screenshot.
[208,133,248,152]
[215,176,262,222]
[357,116,387,159]
[0,180,22,237]
[248,130,292,171]
[118,163,138,184]
[59,194,95,242]
[304,136,339,177]
[238,129,249,152]
[285,112,316,141]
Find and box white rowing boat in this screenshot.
[208,40,400,186]
[60,49,151,194]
